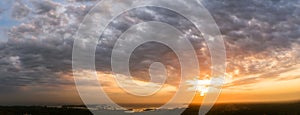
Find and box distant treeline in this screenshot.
[183,101,300,115]
[0,106,92,115]
[1,102,300,115]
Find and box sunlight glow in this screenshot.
[187,78,211,96]
[187,72,237,96]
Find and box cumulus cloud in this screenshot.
[91,0,300,87]
[94,6,209,85]
[202,0,300,75]
[31,0,59,14]
[11,0,30,20]
[1,0,89,95]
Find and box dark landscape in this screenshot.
[183,101,300,115]
[1,101,300,115]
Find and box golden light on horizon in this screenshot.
[187,78,211,97]
[72,64,300,105]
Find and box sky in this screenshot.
[0,0,300,106]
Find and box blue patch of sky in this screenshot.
[0,0,20,27]
[0,0,19,42]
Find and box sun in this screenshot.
[187,78,211,96]
[187,72,236,97]
[197,86,209,96]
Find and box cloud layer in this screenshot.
[0,0,299,104]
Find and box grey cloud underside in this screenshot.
[31,0,59,14]
[204,0,300,75]
[0,42,73,91]
[1,0,300,93]
[96,6,208,84]
[1,0,90,92]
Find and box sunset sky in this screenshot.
[0,0,300,106]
